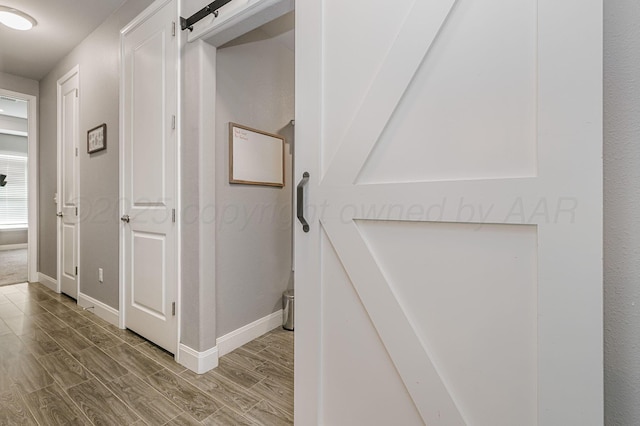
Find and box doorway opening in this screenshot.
[0,90,37,287]
[214,10,295,346]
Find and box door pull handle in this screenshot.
[56,212,63,217]
[297,172,310,233]
[121,215,130,223]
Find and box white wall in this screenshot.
[215,26,294,336]
[604,0,640,424]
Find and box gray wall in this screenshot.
[215,27,294,336]
[0,229,27,246]
[180,39,218,351]
[0,71,38,97]
[38,0,155,306]
[604,0,640,424]
[0,134,28,154]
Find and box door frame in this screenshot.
[56,65,80,296]
[118,0,182,355]
[0,88,38,283]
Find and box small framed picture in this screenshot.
[87,123,106,154]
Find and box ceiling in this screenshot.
[0,0,127,80]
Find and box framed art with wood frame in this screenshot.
[229,122,284,187]
[87,123,106,154]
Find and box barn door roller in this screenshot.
[180,0,233,31]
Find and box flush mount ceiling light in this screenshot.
[0,6,36,30]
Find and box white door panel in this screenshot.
[296,0,602,424]
[122,0,177,354]
[58,69,79,299]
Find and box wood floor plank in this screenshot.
[55,310,90,329]
[23,383,90,425]
[135,341,186,374]
[29,312,68,333]
[37,300,72,317]
[67,379,140,425]
[46,328,93,353]
[103,343,164,378]
[75,324,123,349]
[224,347,269,370]
[5,353,54,394]
[260,346,294,370]
[202,406,255,426]
[0,387,38,425]
[39,351,90,389]
[146,369,222,421]
[245,399,293,426]
[250,378,294,416]
[165,412,202,425]
[105,373,183,425]
[0,303,25,320]
[19,326,62,357]
[181,368,261,413]
[215,357,265,389]
[4,316,39,336]
[10,300,48,316]
[77,310,111,327]
[253,361,294,387]
[72,346,128,382]
[102,324,147,346]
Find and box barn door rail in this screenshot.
[180,0,233,31]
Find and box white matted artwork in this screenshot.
[229,122,284,187]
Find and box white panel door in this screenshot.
[57,69,79,299]
[295,1,603,425]
[122,0,177,354]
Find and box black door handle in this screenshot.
[297,172,310,232]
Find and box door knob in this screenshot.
[56,212,63,217]
[121,215,130,223]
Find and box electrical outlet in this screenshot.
[98,268,103,283]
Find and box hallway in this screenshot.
[0,282,293,425]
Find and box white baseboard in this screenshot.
[178,344,219,374]
[217,309,283,357]
[78,292,119,327]
[0,243,27,251]
[37,273,57,292]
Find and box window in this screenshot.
[0,153,28,227]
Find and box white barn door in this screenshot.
[121,0,178,354]
[295,0,603,425]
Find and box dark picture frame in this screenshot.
[87,123,107,154]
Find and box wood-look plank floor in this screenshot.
[0,282,294,425]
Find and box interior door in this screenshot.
[121,0,177,354]
[58,69,79,299]
[295,1,603,425]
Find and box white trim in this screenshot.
[0,88,38,284]
[78,292,119,327]
[120,0,173,35]
[37,273,57,292]
[175,0,183,364]
[217,310,283,357]
[187,0,294,46]
[178,344,219,374]
[0,243,27,251]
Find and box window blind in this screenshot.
[0,154,28,226]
